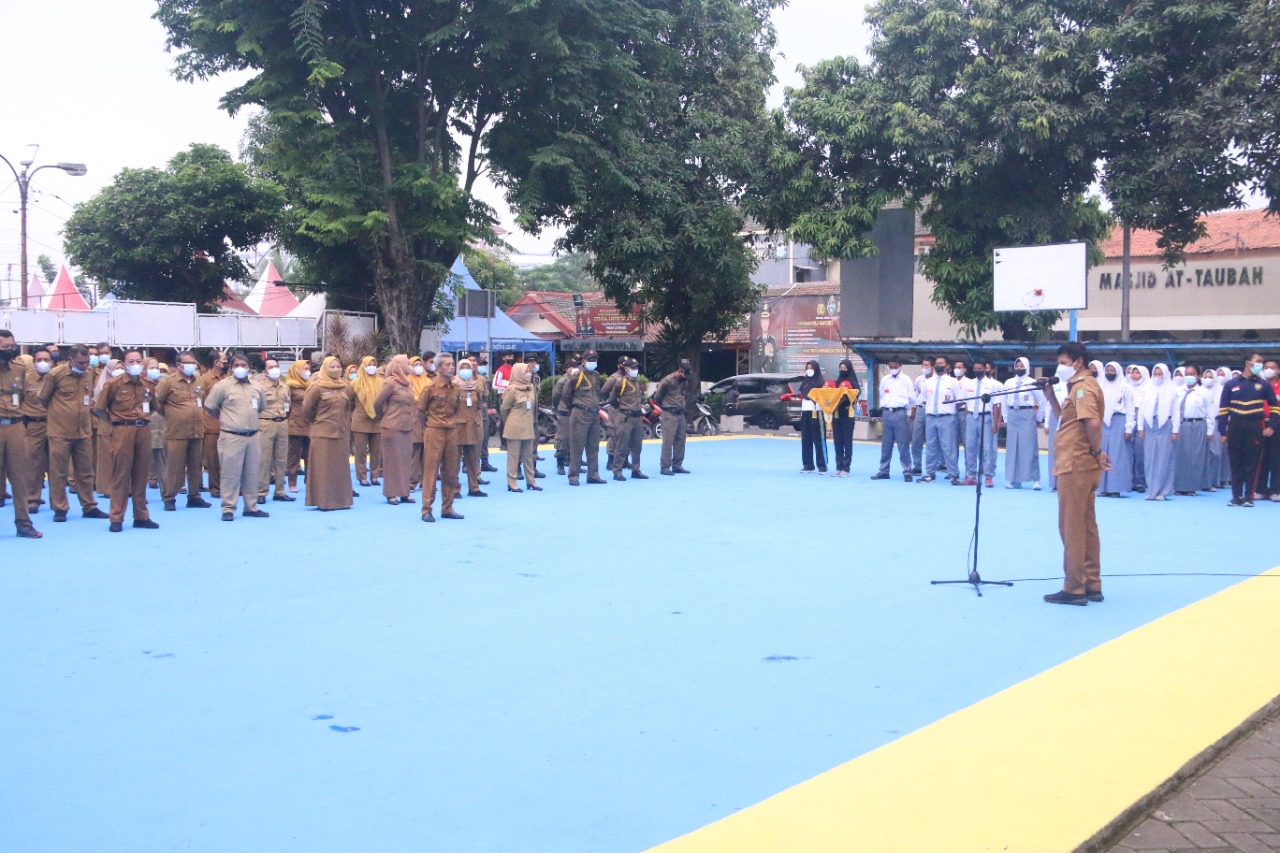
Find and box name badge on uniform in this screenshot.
[251,396,259,411]
[284,399,290,413]
[526,400,532,410]
[83,394,91,407]
[466,394,473,407]
[196,396,203,408]
[143,401,151,414]
[11,392,18,406]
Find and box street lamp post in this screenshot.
[0,147,87,308]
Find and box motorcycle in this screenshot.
[641,399,663,440]
[537,405,559,442]
[692,395,720,436]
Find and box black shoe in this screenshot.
[53,510,67,522]
[222,511,234,522]
[109,521,123,533]
[421,511,435,523]
[556,463,566,476]
[903,475,913,482]
[586,477,608,484]
[870,473,890,480]
[631,471,649,480]
[661,469,674,476]
[534,471,546,479]
[478,478,490,486]
[672,467,691,474]
[568,479,580,486]
[527,484,543,491]
[83,508,109,519]
[1086,591,1104,603]
[186,498,212,508]
[441,511,464,520]
[481,463,499,473]
[370,478,381,486]
[917,475,936,483]
[164,501,176,512]
[16,523,42,539]
[1227,499,1244,507]
[1243,500,1256,507]
[133,519,160,529]
[352,491,360,498]
[508,486,524,493]
[613,474,627,481]
[28,505,39,515]
[468,490,488,498]
[243,509,270,518]
[273,493,296,502]
[1043,590,1088,606]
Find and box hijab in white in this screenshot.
[1100,361,1127,422]
[1140,363,1178,428]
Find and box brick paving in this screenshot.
[1107,712,1280,852]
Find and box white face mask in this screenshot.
[146,368,162,381]
[585,361,597,372]
[805,369,814,378]
[953,368,965,378]
[1055,363,1076,384]
[889,367,900,376]
[412,365,425,376]
[922,366,932,376]
[1153,374,1165,385]
[35,361,51,375]
[627,368,639,378]
[302,370,312,381]
[181,362,198,377]
[1202,375,1215,387]
[1264,368,1278,381]
[125,363,143,377]
[364,364,377,375]
[232,366,250,380]
[267,367,282,380]
[569,367,579,375]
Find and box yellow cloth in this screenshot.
[285,360,310,390]
[352,355,382,420]
[807,387,860,417]
[409,357,430,401]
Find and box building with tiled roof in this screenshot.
[1097,208,1280,258]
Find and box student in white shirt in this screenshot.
[1139,363,1180,500]
[1173,365,1213,495]
[1096,361,1133,496]
[872,356,916,481]
[961,360,1001,486]
[918,356,961,483]
[909,358,932,475]
[1001,356,1043,489]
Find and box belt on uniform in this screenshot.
[221,428,259,436]
[665,407,685,416]
[572,403,594,410]
[1183,417,1205,422]
[112,419,149,427]
[883,406,907,411]
[926,412,953,417]
[1008,406,1035,409]
[24,416,47,422]
[264,416,288,422]
[0,417,21,426]
[621,409,642,417]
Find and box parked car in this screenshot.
[706,373,805,431]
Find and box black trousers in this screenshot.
[800,412,827,471]
[1262,431,1280,496]
[1228,424,1265,502]
[832,413,854,472]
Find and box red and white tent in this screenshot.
[44,265,91,311]
[24,274,46,308]
[244,261,300,316]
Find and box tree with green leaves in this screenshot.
[36,254,57,286]
[157,0,664,352]
[1239,0,1280,213]
[63,143,282,309]
[495,0,778,374]
[462,245,523,310]
[517,254,599,295]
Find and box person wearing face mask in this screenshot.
[1216,352,1279,507]
[92,349,160,532]
[197,350,227,498]
[0,331,41,537]
[1095,361,1133,497]
[38,344,107,522]
[451,358,489,499]
[408,356,431,491]
[872,356,916,482]
[909,358,933,476]
[418,353,464,521]
[156,351,212,512]
[1125,365,1150,493]
[959,360,1001,488]
[1258,359,1280,501]
[203,352,269,522]
[91,356,123,498]
[22,348,53,515]
[1172,365,1212,497]
[253,358,294,504]
[501,362,543,493]
[564,349,608,485]
[470,353,498,474]
[1199,369,1224,493]
[301,356,358,511]
[285,360,313,493]
[493,352,516,399]
[145,359,168,492]
[551,358,580,475]
[1138,363,1180,501]
[604,357,648,481]
[374,354,418,504]
[350,356,384,487]
[830,359,861,477]
[952,359,970,462]
[1042,342,1109,606]
[655,359,694,476]
[918,356,961,484]
[797,360,828,474]
[1000,356,1043,489]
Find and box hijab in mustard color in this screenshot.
[285,359,311,390]
[352,355,383,419]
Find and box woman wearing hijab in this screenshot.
[350,355,383,487]
[1139,363,1179,500]
[93,358,123,496]
[1214,366,1233,488]
[301,356,357,510]
[1096,361,1133,496]
[284,360,311,493]
[1127,365,1150,492]
[452,358,488,498]
[501,362,542,492]
[1002,356,1043,488]
[145,358,167,490]
[408,356,430,491]
[1172,365,1213,496]
[374,354,416,504]
[1200,369,1224,491]
[829,359,861,477]
[798,360,827,474]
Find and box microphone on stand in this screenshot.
[1035,376,1060,388]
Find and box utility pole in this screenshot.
[1119,223,1132,342]
[1,147,87,308]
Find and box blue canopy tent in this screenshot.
[440,257,555,370]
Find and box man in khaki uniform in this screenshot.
[204,352,269,522]
[418,353,463,522]
[155,351,212,512]
[93,349,160,532]
[564,348,606,486]
[254,357,294,503]
[0,329,41,538]
[198,350,226,496]
[23,347,53,514]
[1043,342,1108,605]
[655,359,693,475]
[605,356,649,480]
[39,345,107,522]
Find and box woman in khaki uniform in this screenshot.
[453,358,487,499]
[501,363,541,492]
[374,355,417,504]
[301,356,357,511]
[146,359,167,489]
[285,360,311,492]
[351,355,383,487]
[93,359,122,496]
[408,356,429,490]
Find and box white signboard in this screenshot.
[4,309,59,344]
[993,242,1088,312]
[279,317,318,347]
[114,302,198,346]
[238,316,281,346]
[198,315,240,348]
[62,311,111,344]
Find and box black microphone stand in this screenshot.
[931,379,1054,597]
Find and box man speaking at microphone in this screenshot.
[1042,343,1110,606]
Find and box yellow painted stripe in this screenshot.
[649,567,1280,853]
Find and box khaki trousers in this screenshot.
[1057,469,1102,595]
[217,431,261,513]
[0,422,32,525]
[506,437,537,489]
[660,411,687,470]
[258,421,289,499]
[25,421,48,509]
[203,430,221,493]
[108,424,151,523]
[458,442,481,497]
[49,437,97,513]
[163,437,203,503]
[421,426,459,513]
[95,429,113,495]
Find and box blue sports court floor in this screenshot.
[2,436,1276,852]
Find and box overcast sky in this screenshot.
[0,0,870,284]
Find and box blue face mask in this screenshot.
[458,369,473,381]
[1251,362,1265,376]
[88,355,101,368]
[477,366,488,376]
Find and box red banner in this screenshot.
[579,304,642,337]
